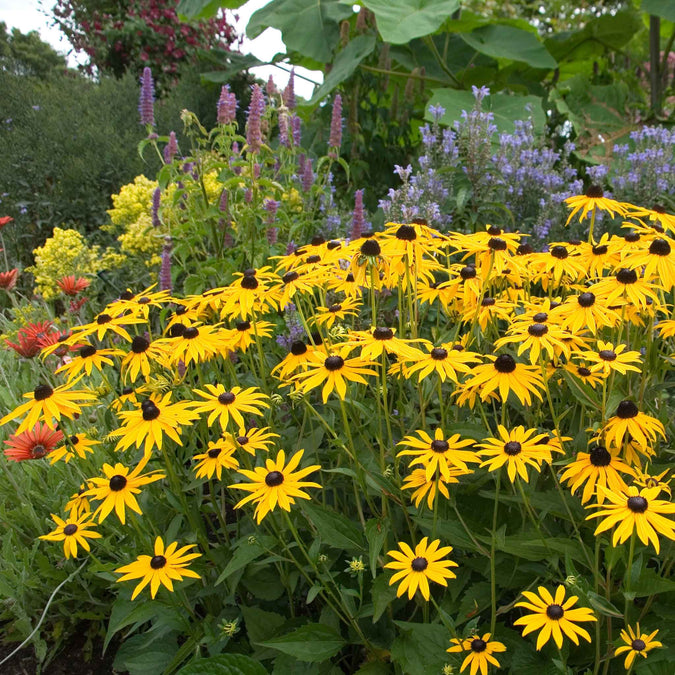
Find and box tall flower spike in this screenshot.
[160,236,173,292]
[138,67,155,127]
[329,94,343,153]
[302,158,314,192]
[246,84,265,154]
[291,115,301,146]
[163,131,177,163]
[283,69,296,109]
[217,85,237,125]
[351,189,366,240]
[151,188,161,228]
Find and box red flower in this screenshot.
[0,216,13,229]
[4,423,64,461]
[0,268,18,290]
[57,275,90,296]
[5,321,58,359]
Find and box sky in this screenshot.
[0,0,322,99]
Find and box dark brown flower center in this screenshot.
[138,296,151,304]
[169,324,186,337]
[487,226,502,235]
[218,392,236,405]
[236,436,249,445]
[516,243,534,255]
[411,556,428,572]
[265,471,284,487]
[120,290,134,301]
[282,271,299,284]
[631,638,646,651]
[396,224,417,241]
[327,240,341,250]
[142,402,160,420]
[31,444,47,458]
[34,384,53,400]
[311,235,325,246]
[183,327,199,339]
[470,638,487,652]
[207,447,221,458]
[649,238,671,256]
[616,400,638,419]
[79,345,97,358]
[550,245,569,260]
[360,239,381,256]
[577,367,592,377]
[109,474,128,491]
[589,445,611,467]
[236,321,251,332]
[578,292,595,308]
[345,273,355,282]
[328,303,342,313]
[132,336,149,353]
[546,604,564,619]
[430,440,449,453]
[504,441,521,456]
[616,268,637,285]
[63,524,78,536]
[70,435,79,444]
[532,312,548,322]
[96,314,112,324]
[241,276,259,290]
[290,341,308,355]
[373,327,394,340]
[325,355,344,371]
[150,555,167,569]
[431,348,448,360]
[624,231,640,243]
[627,496,648,513]
[528,323,548,337]
[598,349,616,361]
[460,265,476,280]
[494,354,516,373]
[488,237,507,251]
[481,297,496,307]
[585,185,603,199]
[592,244,608,255]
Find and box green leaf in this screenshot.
[215,536,275,586]
[200,54,265,84]
[309,35,376,104]
[371,573,398,622]
[355,662,393,674]
[587,591,623,618]
[104,600,179,652]
[460,24,556,69]
[302,502,366,552]
[241,606,286,645]
[257,623,346,662]
[177,654,268,675]
[643,0,675,21]
[247,0,352,63]
[631,567,675,597]
[427,89,546,134]
[360,0,460,44]
[365,519,388,578]
[390,622,448,675]
[113,635,179,675]
[177,0,247,20]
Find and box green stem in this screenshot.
[490,469,501,634]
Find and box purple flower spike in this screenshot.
[163,131,177,163]
[279,113,290,147]
[329,94,343,153]
[283,69,296,110]
[217,85,238,125]
[246,84,265,154]
[138,67,155,127]
[266,75,277,97]
[267,227,278,245]
[291,115,301,146]
[302,158,314,192]
[152,187,161,228]
[264,198,280,224]
[160,236,172,292]
[351,189,368,240]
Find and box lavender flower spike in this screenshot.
[163,131,177,163]
[246,84,265,154]
[329,94,343,152]
[283,69,296,110]
[351,189,366,240]
[159,236,172,292]
[217,85,238,125]
[152,187,161,228]
[302,158,314,192]
[138,67,155,127]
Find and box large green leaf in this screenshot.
[309,35,376,104]
[177,654,268,675]
[302,501,366,552]
[359,0,460,44]
[177,0,247,19]
[427,88,546,134]
[215,535,275,586]
[247,0,352,63]
[390,622,448,675]
[258,623,346,662]
[460,24,556,69]
[643,0,675,21]
[365,518,388,578]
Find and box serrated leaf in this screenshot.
[361,0,460,44]
[215,537,274,586]
[365,519,388,578]
[371,573,398,622]
[302,501,365,552]
[390,622,448,675]
[587,591,623,618]
[257,623,346,662]
[176,654,268,675]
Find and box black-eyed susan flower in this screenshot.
[560,444,634,504]
[192,385,269,431]
[228,449,321,523]
[463,354,543,406]
[193,439,239,480]
[39,512,101,558]
[65,485,91,518]
[55,343,124,380]
[121,336,169,383]
[447,632,506,675]
[401,468,461,509]
[291,348,377,403]
[0,379,97,433]
[3,423,64,461]
[106,286,171,318]
[628,236,675,288]
[495,320,571,365]
[586,484,675,553]
[398,343,479,384]
[614,624,663,669]
[578,235,621,277]
[591,267,661,309]
[72,311,146,342]
[112,393,200,456]
[221,268,278,320]
[384,537,458,600]
[565,185,628,225]
[397,428,478,479]
[345,327,423,361]
[312,297,361,328]
[271,340,324,380]
[633,468,671,497]
[349,236,389,289]
[563,363,604,389]
[84,454,165,524]
[229,426,279,455]
[531,245,586,290]
[554,291,620,335]
[602,400,665,454]
[463,295,514,331]
[583,341,642,377]
[478,425,554,483]
[49,433,101,464]
[276,270,322,309]
[115,536,201,600]
[161,323,231,367]
[226,319,274,352]
[514,585,596,650]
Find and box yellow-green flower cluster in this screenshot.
[117,214,164,267]
[28,228,103,300]
[107,175,158,230]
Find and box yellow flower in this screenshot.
[39,512,101,559]
[614,623,663,669]
[115,536,201,600]
[447,632,506,675]
[191,385,269,431]
[193,439,239,480]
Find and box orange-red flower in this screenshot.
[3,423,64,461]
[0,216,13,229]
[0,268,19,291]
[57,275,90,296]
[5,321,59,359]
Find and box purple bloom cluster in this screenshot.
[159,236,172,292]
[351,189,368,240]
[217,85,238,126]
[246,85,265,154]
[276,303,304,347]
[264,198,280,224]
[138,67,155,127]
[283,70,296,110]
[163,131,178,164]
[151,187,161,228]
[329,94,343,152]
